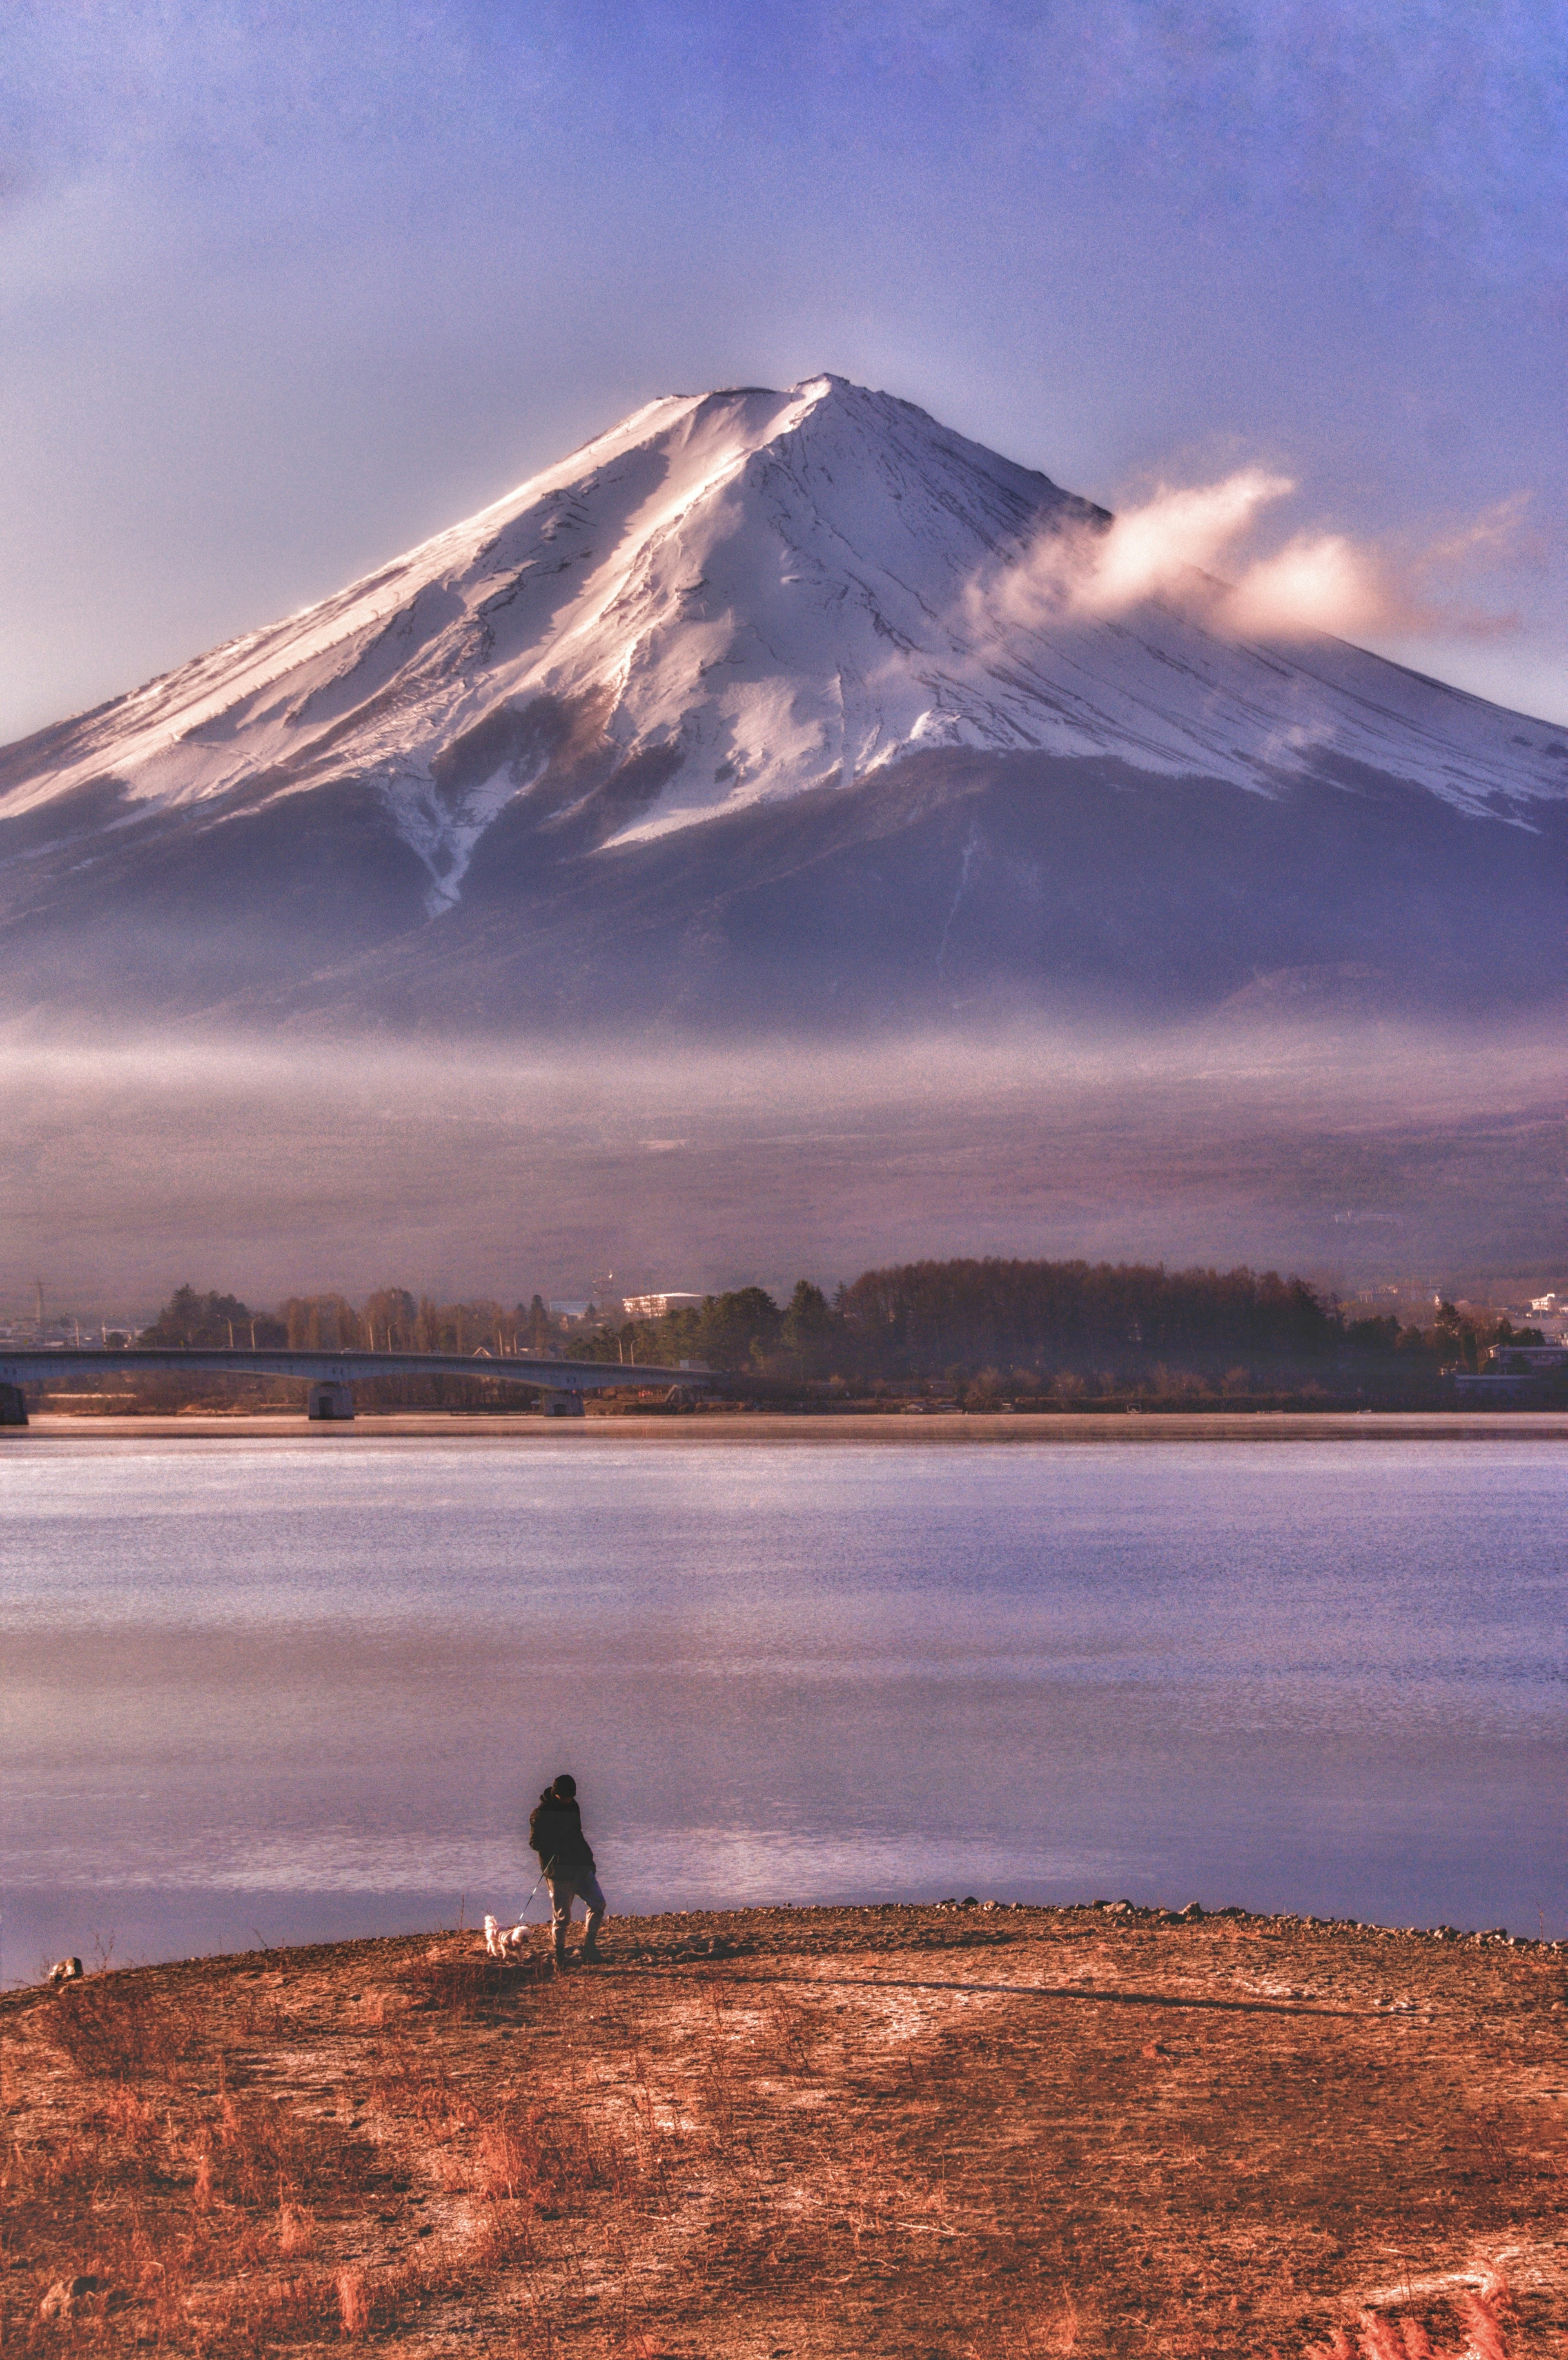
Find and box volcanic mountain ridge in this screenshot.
[1,373,1562,1031]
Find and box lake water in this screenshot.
[2,1434,1562,1979]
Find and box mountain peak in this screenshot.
[2,377,1563,942]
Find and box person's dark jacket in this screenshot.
[528,1789,595,1875]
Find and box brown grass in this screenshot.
[3,1907,1563,2354]
[336,2267,370,2337]
[1298,2282,1516,2359]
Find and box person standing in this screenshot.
[528,1773,606,1967]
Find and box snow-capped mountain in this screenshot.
[1,374,1562,1029]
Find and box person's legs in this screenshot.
[577,1872,607,1957]
[546,1874,577,1963]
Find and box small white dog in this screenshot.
[483,1914,529,1959]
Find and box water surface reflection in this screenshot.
[2,1437,1561,1975]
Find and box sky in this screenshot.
[2,0,1565,746]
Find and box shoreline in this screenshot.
[8,1902,1564,2354]
[12,1898,1563,1991]
[11,1406,1568,1441]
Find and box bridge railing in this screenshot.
[0,1348,715,1426]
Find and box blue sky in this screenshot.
[3,0,1565,740]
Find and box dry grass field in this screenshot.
[4,1904,1564,2356]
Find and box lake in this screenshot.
[2,1431,1562,1979]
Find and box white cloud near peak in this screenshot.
[980,470,1525,646]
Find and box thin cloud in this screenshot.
[985,473,1526,645]
[1224,528,1389,640]
[1073,469,1294,617]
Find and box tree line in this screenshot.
[131,1264,1546,1405]
[138,1285,556,1357]
[587,1263,1541,1398]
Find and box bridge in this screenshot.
[0,1347,716,1425]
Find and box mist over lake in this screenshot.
[4,1432,1561,1981]
[4,1012,1561,1317]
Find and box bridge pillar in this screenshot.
[307,1382,356,1422]
[0,1382,28,1427]
[539,1390,586,1418]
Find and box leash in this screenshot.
[518,1855,557,1921]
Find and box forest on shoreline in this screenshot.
[45,1260,1550,1411]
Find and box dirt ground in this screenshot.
[4,1903,1564,2356]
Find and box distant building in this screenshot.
[1501,1293,1568,1341]
[548,1300,593,1322]
[1454,1344,1568,1399]
[622,1292,704,1319]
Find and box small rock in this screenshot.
[47,1957,83,1986]
[39,2276,99,2321]
[1178,1902,1204,1921]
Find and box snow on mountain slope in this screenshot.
[3,374,1562,918]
